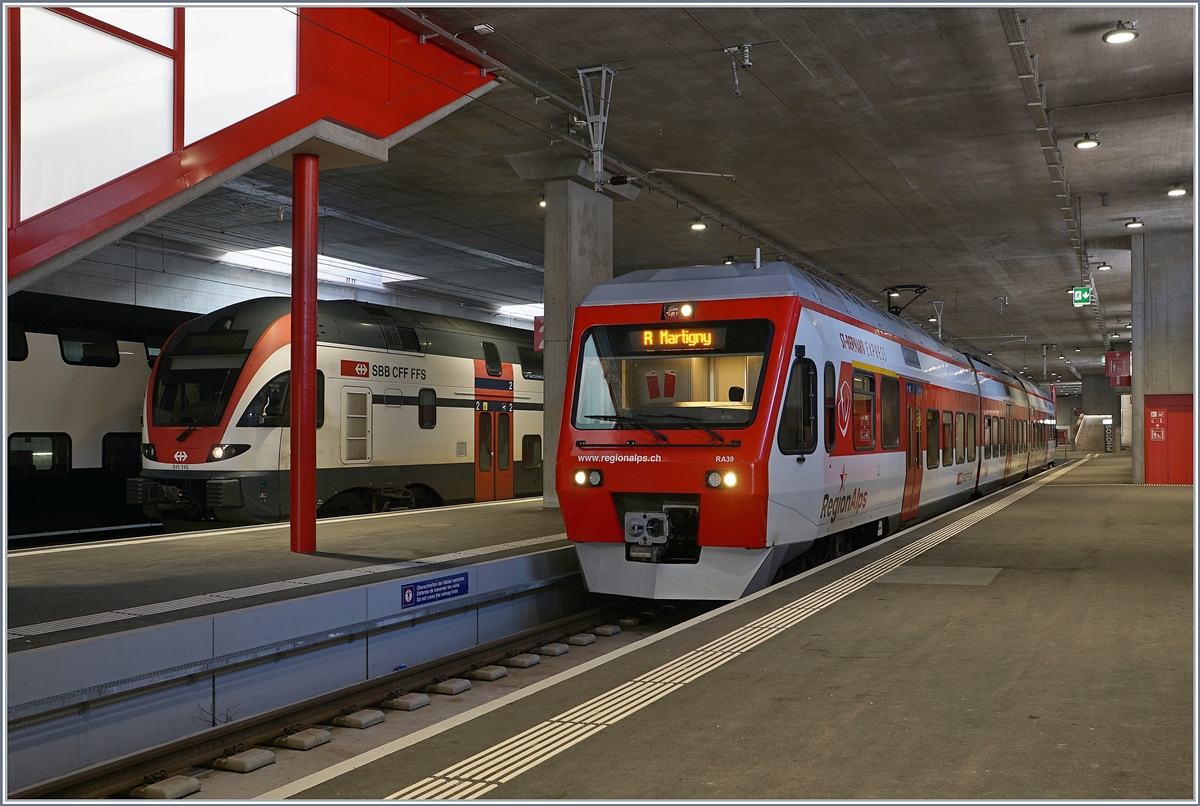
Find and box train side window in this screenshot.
[926,409,940,469]
[497,413,511,471]
[522,434,542,469]
[852,371,875,450]
[9,433,71,476]
[240,371,325,428]
[984,416,992,459]
[823,362,836,452]
[8,321,28,362]
[517,347,544,381]
[481,341,503,377]
[966,413,977,463]
[59,328,119,367]
[999,418,1006,456]
[144,335,165,369]
[879,375,900,449]
[418,388,437,428]
[778,357,818,455]
[941,410,954,466]
[955,412,966,464]
[102,432,142,472]
[478,412,492,472]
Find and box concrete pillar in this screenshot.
[1130,230,1194,482]
[1082,375,1115,415]
[506,149,640,507]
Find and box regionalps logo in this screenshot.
[820,487,868,523]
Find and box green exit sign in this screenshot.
[1072,286,1092,307]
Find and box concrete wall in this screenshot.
[1131,230,1195,481]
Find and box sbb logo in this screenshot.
[341,360,370,378]
[174,451,188,462]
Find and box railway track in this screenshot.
[10,599,705,800]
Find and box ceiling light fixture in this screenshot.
[889,291,901,298]
[986,351,993,356]
[1167,185,1188,197]
[538,195,546,208]
[1074,347,1082,352]
[691,218,707,231]
[1125,323,1132,329]
[1097,261,1112,271]
[1073,133,1101,149]
[928,316,938,322]
[1102,20,1139,44]
[1125,218,1143,229]
[724,256,735,265]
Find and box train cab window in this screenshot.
[418,388,437,428]
[966,413,977,463]
[522,434,542,469]
[823,362,836,452]
[9,433,70,476]
[778,357,818,455]
[998,418,1006,456]
[880,375,900,449]
[941,410,954,466]
[852,371,875,450]
[517,347,544,381]
[102,432,142,472]
[237,371,325,428]
[144,335,165,369]
[926,409,940,469]
[8,321,28,362]
[955,412,966,464]
[481,341,503,377]
[59,328,119,367]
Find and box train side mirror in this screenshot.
[728,386,745,402]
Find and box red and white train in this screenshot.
[127,297,544,525]
[557,261,1056,600]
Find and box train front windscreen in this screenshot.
[571,319,773,431]
[151,330,250,428]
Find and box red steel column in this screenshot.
[290,153,319,553]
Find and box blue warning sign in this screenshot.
[401,572,469,609]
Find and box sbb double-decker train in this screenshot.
[558,262,1056,601]
[127,298,544,525]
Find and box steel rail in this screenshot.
[9,600,639,800]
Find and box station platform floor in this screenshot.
[217,453,1190,800]
[6,498,566,651]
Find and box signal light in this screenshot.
[142,443,157,461]
[573,468,603,487]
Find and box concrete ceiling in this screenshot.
[132,6,1194,389]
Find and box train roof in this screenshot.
[583,261,1052,403]
[161,296,535,365]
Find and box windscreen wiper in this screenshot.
[176,425,200,442]
[584,414,668,442]
[640,412,725,443]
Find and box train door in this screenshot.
[901,380,924,521]
[474,404,514,502]
[1003,403,1012,479]
[341,387,372,463]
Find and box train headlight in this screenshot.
[662,301,696,320]
[208,444,251,462]
[573,468,603,487]
[705,469,738,489]
[141,443,157,461]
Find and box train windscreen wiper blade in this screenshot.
[176,425,199,442]
[583,414,668,442]
[640,412,725,443]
